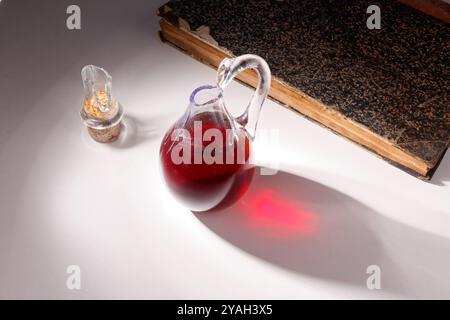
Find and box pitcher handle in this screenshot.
[216,54,271,140]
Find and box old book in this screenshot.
[157,0,450,179]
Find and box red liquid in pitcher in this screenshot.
[160,111,254,211]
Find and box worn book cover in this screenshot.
[157,0,450,179]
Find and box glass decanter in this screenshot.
[160,54,271,212]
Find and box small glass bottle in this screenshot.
[80,65,123,143]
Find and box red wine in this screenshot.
[160,112,254,211]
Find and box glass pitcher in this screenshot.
[160,54,271,212]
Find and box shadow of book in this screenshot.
[431,152,450,186]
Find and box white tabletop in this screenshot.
[0,0,449,299]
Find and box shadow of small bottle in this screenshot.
[109,114,162,149]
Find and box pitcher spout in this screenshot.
[189,85,223,107]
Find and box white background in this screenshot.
[0,0,449,299]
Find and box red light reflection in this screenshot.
[241,189,319,238]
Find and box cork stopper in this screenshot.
[87,123,121,143]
